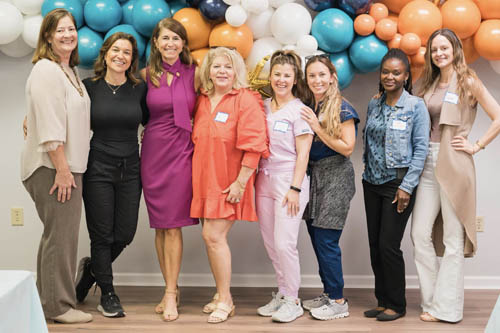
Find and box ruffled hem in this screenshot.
[190,196,258,222]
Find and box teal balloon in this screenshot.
[145,39,151,63]
[105,24,146,58]
[311,8,354,53]
[121,0,135,25]
[349,34,388,73]
[169,0,187,16]
[79,0,88,5]
[329,51,355,90]
[132,0,171,38]
[84,0,122,33]
[78,26,103,69]
[41,0,84,28]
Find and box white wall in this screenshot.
[1,53,499,289]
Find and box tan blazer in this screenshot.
[423,72,477,258]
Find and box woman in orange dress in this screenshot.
[191,47,269,323]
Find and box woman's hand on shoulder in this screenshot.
[300,106,321,133]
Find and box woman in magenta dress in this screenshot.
[140,18,198,322]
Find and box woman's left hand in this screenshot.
[301,106,321,133]
[222,180,245,204]
[282,189,300,217]
[451,135,475,155]
[392,189,411,214]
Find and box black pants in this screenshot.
[83,149,141,293]
[362,179,416,314]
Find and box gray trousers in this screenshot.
[23,167,82,318]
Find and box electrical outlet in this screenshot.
[11,207,24,226]
[476,216,484,232]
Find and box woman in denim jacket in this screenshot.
[362,48,430,321]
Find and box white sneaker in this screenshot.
[257,291,283,317]
[271,296,304,323]
[302,293,330,311]
[310,299,349,320]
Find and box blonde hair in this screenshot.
[269,50,311,104]
[148,18,193,88]
[32,8,79,67]
[418,28,478,106]
[199,47,248,96]
[305,55,343,139]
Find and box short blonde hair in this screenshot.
[198,47,247,95]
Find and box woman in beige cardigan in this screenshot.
[412,28,500,323]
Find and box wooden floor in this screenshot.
[47,286,497,332]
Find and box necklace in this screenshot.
[104,78,127,95]
[59,64,83,97]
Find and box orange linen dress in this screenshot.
[191,88,269,221]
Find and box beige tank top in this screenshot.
[427,83,449,142]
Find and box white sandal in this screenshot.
[202,293,219,314]
[207,302,235,323]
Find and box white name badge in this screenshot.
[444,91,459,105]
[214,111,229,123]
[391,119,407,131]
[273,120,289,133]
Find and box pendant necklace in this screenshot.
[105,78,127,95]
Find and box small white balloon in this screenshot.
[282,44,296,51]
[12,0,43,15]
[225,5,247,27]
[0,34,33,57]
[0,2,23,44]
[296,34,317,54]
[269,0,295,8]
[490,60,500,75]
[271,2,311,45]
[22,14,43,48]
[241,0,268,14]
[246,6,274,39]
[246,36,282,79]
[223,0,240,5]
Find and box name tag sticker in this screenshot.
[214,112,229,123]
[273,120,289,133]
[391,120,407,130]
[444,92,459,105]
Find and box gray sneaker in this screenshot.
[310,299,349,320]
[302,293,329,311]
[257,291,283,317]
[271,296,304,323]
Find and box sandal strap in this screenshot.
[214,302,232,314]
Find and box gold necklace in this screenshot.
[104,78,127,95]
[59,64,83,97]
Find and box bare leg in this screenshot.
[154,229,167,313]
[162,228,183,321]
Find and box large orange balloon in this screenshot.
[472,0,500,20]
[192,48,209,66]
[387,33,402,49]
[474,19,500,60]
[369,3,389,22]
[461,37,479,64]
[209,23,254,59]
[400,32,421,55]
[410,46,427,67]
[375,18,397,41]
[354,14,376,36]
[398,0,442,45]
[377,0,413,14]
[441,0,481,39]
[174,8,212,51]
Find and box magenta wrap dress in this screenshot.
[141,59,199,229]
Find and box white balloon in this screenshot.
[271,2,311,45]
[246,37,282,80]
[0,34,33,57]
[490,60,500,75]
[241,0,268,14]
[22,14,43,48]
[246,6,274,39]
[12,0,43,15]
[296,34,317,54]
[0,2,23,44]
[269,0,294,8]
[282,44,296,51]
[225,5,247,27]
[0,0,13,3]
[223,0,240,5]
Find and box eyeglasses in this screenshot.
[305,53,330,62]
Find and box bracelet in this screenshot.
[476,140,485,150]
[290,185,301,193]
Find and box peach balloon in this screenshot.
[474,19,500,60]
[369,3,389,22]
[410,46,426,67]
[192,48,209,66]
[472,0,500,20]
[174,8,212,51]
[387,33,402,49]
[461,37,479,64]
[375,18,397,41]
[387,12,399,24]
[354,14,376,36]
[377,0,413,14]
[400,32,421,55]
[209,23,254,59]
[398,0,442,45]
[441,0,481,39]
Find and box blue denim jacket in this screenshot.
[363,90,430,194]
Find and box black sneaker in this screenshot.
[75,257,95,303]
[97,292,125,318]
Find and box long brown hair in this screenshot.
[92,32,140,85]
[418,28,478,106]
[148,18,193,88]
[32,8,79,67]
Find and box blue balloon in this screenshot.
[121,0,135,25]
[41,0,84,28]
[169,0,188,16]
[311,8,354,54]
[199,0,228,23]
[132,0,171,38]
[338,0,372,16]
[84,0,122,33]
[78,26,104,69]
[349,34,388,73]
[304,0,336,12]
[105,24,146,58]
[329,51,355,90]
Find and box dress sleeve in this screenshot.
[293,104,314,136]
[236,89,270,168]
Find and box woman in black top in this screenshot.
[75,32,148,318]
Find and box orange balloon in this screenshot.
[410,46,427,67]
[461,37,479,64]
[387,33,402,49]
[472,0,500,20]
[375,18,397,41]
[387,12,399,24]
[354,14,376,36]
[400,32,421,55]
[474,19,500,60]
[209,23,254,59]
[369,3,389,22]
[411,65,424,82]
[192,48,209,66]
[174,8,212,50]
[398,0,442,45]
[441,0,481,39]
[377,0,413,14]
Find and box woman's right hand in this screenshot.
[49,169,77,203]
